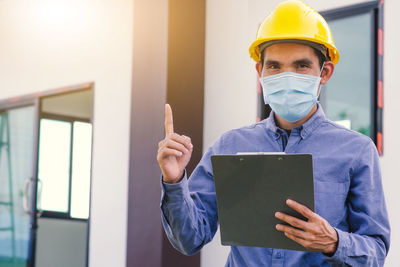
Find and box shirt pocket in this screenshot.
[314,180,348,227]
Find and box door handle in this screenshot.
[23,178,31,214]
[23,178,43,217]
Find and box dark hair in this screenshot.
[313,48,328,69]
[260,47,327,69]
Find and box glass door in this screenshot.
[0,104,39,267]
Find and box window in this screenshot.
[319,1,384,154]
[38,119,71,213]
[37,117,92,220]
[319,12,373,136]
[70,122,92,219]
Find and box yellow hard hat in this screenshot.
[249,0,340,65]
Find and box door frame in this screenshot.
[0,82,94,267]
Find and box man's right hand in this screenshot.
[157,104,193,184]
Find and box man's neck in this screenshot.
[274,104,318,130]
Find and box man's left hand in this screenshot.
[275,199,338,255]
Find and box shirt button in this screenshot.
[276,252,281,259]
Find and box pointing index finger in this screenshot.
[165,104,174,136]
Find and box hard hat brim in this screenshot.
[249,37,340,65]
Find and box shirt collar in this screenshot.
[265,103,327,139]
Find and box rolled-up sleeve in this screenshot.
[326,141,390,266]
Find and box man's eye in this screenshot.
[298,64,309,69]
[267,65,279,69]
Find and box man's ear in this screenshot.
[320,61,335,85]
[256,61,263,78]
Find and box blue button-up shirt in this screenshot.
[160,104,390,266]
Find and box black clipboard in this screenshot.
[211,153,314,251]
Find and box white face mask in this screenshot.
[260,66,324,123]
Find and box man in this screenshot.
[157,0,390,266]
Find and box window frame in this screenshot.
[319,0,384,155]
[38,112,91,222]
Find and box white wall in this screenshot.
[202,0,400,266]
[0,1,133,266]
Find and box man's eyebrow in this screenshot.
[264,60,280,66]
[292,58,314,65]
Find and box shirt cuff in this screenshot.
[160,170,190,204]
[160,170,190,236]
[325,228,350,264]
